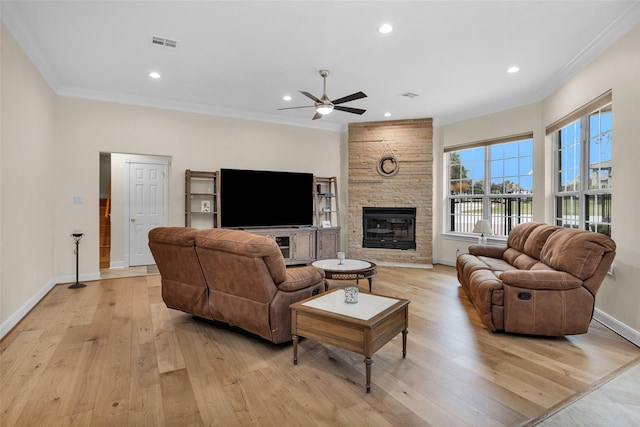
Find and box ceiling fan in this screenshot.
[278,70,367,120]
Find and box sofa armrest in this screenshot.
[468,245,506,259]
[278,266,325,292]
[500,270,583,290]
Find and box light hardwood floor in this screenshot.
[2,265,639,426]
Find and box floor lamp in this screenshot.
[69,233,86,289]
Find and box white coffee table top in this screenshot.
[312,259,372,271]
[301,289,399,320]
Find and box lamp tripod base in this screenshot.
[68,282,86,289]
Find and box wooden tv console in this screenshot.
[248,227,340,265]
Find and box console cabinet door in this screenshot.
[317,228,340,260]
[292,230,315,263]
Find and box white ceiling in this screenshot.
[3,1,640,131]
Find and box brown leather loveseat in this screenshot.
[456,222,616,336]
[148,227,326,344]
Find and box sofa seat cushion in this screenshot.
[456,254,491,287]
[502,248,539,270]
[476,256,514,273]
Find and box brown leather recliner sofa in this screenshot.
[456,222,616,336]
[148,227,326,344]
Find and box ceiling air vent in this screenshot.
[402,92,419,98]
[151,36,177,48]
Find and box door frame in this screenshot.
[124,158,169,267]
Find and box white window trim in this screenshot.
[551,96,612,233]
[446,134,534,237]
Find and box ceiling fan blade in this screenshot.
[312,112,323,120]
[332,91,367,105]
[299,91,321,103]
[334,105,366,115]
[277,105,315,111]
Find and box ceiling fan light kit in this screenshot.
[278,70,367,120]
[316,104,334,115]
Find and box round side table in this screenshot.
[311,259,377,292]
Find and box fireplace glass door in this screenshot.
[362,207,416,250]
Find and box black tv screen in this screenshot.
[220,168,314,228]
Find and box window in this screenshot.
[447,135,534,237]
[552,97,612,236]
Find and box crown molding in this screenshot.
[1,2,61,91]
[536,1,640,99]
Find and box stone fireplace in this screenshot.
[347,119,433,267]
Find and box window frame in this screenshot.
[549,91,612,236]
[446,133,534,238]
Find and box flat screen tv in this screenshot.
[220,168,314,228]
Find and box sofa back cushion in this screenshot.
[195,229,287,300]
[148,227,210,318]
[148,227,206,287]
[540,228,616,280]
[507,222,545,253]
[522,224,561,259]
[503,222,560,267]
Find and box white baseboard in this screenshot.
[110,260,125,269]
[55,272,102,284]
[0,279,56,339]
[433,258,456,267]
[593,308,640,347]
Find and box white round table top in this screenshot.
[311,259,372,272]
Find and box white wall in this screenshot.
[434,24,640,337]
[434,102,544,262]
[53,97,344,277]
[542,23,640,335]
[1,24,57,334]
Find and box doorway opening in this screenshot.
[99,152,170,277]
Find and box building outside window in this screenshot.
[447,135,534,237]
[551,94,612,237]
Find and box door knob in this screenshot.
[130,217,137,222]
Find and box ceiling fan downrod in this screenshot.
[317,70,334,114]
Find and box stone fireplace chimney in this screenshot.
[347,119,433,267]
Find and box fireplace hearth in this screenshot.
[363,207,416,250]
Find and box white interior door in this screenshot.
[128,161,167,266]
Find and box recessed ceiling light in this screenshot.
[384,112,391,117]
[283,95,292,101]
[378,24,393,34]
[507,66,520,74]
[149,71,161,79]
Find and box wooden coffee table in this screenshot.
[290,289,409,393]
[311,258,377,292]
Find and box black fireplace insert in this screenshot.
[362,207,416,250]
